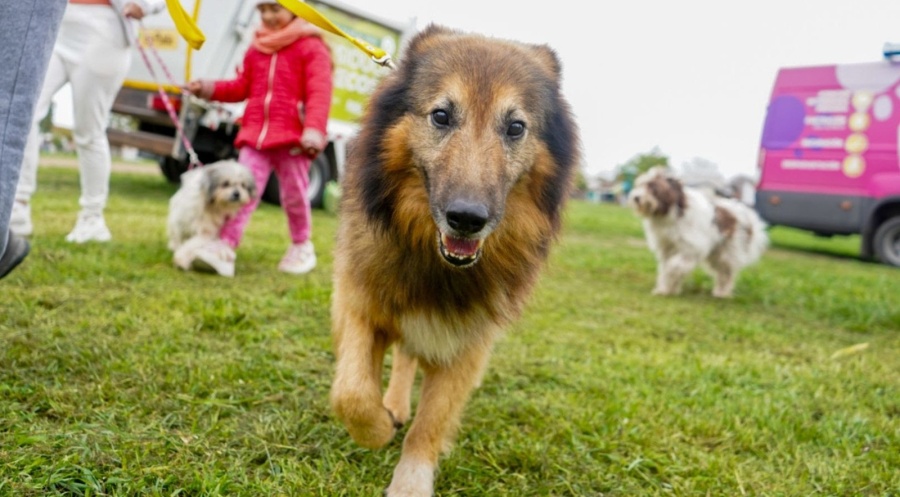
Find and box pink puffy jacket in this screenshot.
[209,35,333,152]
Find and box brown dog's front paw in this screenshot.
[383,399,411,427]
[334,398,398,449]
[386,407,406,430]
[347,412,397,449]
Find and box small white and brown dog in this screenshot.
[167,160,256,275]
[627,166,768,298]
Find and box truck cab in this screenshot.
[756,54,900,266]
[108,0,414,206]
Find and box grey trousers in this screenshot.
[0,0,66,256]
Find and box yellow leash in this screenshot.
[163,0,394,69]
[276,0,394,68]
[164,0,205,50]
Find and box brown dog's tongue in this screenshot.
[445,236,479,257]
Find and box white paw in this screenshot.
[384,457,434,497]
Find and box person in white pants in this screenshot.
[11,0,165,243]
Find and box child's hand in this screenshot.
[186,81,204,96]
[302,146,320,159]
[185,80,213,99]
[300,128,327,158]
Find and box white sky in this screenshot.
[52,0,900,180]
[337,0,900,179]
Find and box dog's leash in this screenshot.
[162,0,394,69]
[163,0,205,50]
[275,0,395,69]
[134,23,205,169]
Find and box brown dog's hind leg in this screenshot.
[385,343,492,497]
[330,312,398,449]
[383,344,418,426]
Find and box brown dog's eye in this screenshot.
[507,121,525,138]
[431,109,450,128]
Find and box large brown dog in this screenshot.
[330,25,580,496]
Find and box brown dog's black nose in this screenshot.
[446,199,488,234]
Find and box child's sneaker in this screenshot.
[10,202,32,236]
[279,241,316,274]
[66,212,111,243]
[190,239,236,277]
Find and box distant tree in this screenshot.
[615,147,670,182]
[612,148,669,197]
[572,169,589,197]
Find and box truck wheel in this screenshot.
[159,156,187,183]
[261,153,332,208]
[873,216,900,267]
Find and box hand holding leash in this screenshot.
[121,2,146,20]
[184,80,214,100]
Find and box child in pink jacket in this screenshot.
[187,0,333,276]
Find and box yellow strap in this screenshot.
[162,0,391,66]
[164,0,205,50]
[277,0,393,67]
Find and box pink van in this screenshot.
[756,59,900,266]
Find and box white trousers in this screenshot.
[16,3,132,216]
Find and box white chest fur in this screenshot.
[398,307,497,366]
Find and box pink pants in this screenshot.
[219,146,312,249]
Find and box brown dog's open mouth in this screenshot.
[438,232,483,267]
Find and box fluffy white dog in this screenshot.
[167,160,256,276]
[627,167,768,298]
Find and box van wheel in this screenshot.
[873,216,900,267]
[261,153,331,208]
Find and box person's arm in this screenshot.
[299,39,333,157]
[187,56,252,103]
[210,63,252,103]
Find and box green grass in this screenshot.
[2,165,898,496]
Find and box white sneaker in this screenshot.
[66,212,112,243]
[10,202,32,236]
[190,240,236,277]
[278,241,316,274]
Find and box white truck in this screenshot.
[108,0,415,206]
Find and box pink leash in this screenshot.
[133,23,204,169]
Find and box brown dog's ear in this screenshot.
[404,24,455,59]
[528,43,562,79]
